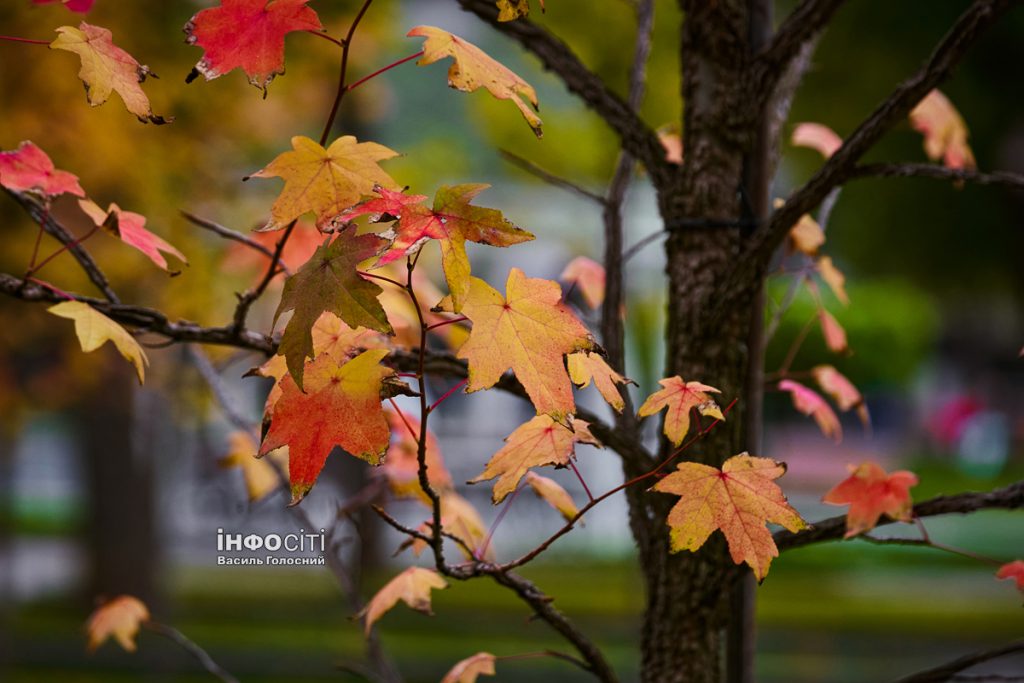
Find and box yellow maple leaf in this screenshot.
[359,567,447,634]
[652,453,807,581]
[219,430,286,503]
[408,26,542,137]
[86,595,150,653]
[638,376,723,446]
[247,135,399,231]
[48,301,148,384]
[567,351,633,413]
[51,22,170,124]
[526,471,578,522]
[447,269,595,421]
[471,415,600,503]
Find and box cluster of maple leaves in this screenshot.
[4,1,1023,679]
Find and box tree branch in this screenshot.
[774,480,1024,552]
[716,0,1019,316]
[181,211,292,276]
[5,189,120,303]
[456,0,667,182]
[143,621,239,683]
[894,639,1024,683]
[849,163,1024,190]
[499,149,606,205]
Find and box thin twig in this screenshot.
[181,211,291,276]
[850,163,1024,190]
[894,639,1024,683]
[143,622,239,683]
[499,150,606,205]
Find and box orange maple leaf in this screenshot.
[0,141,84,198]
[258,349,397,505]
[816,256,849,306]
[560,256,606,310]
[910,89,976,170]
[638,377,723,446]
[184,0,323,93]
[79,199,186,272]
[247,135,399,231]
[86,595,149,653]
[51,22,170,124]
[359,566,447,635]
[408,26,542,137]
[526,471,579,522]
[446,269,595,421]
[442,652,497,683]
[652,453,807,581]
[471,415,600,503]
[812,365,870,428]
[822,462,919,537]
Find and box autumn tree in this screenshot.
[2,1,1023,683]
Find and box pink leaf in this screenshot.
[779,379,842,443]
[0,141,85,198]
[792,122,842,159]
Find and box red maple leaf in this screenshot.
[822,462,919,537]
[0,141,85,198]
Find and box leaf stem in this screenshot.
[0,35,50,45]
[568,459,594,503]
[304,29,344,49]
[477,485,522,560]
[346,50,423,92]
[387,397,419,442]
[357,269,405,289]
[427,379,467,413]
[26,223,101,278]
[426,315,469,331]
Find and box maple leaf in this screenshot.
[343,184,533,312]
[789,214,825,256]
[184,0,323,93]
[638,377,723,446]
[653,453,806,581]
[818,309,848,354]
[822,461,919,537]
[359,566,447,634]
[444,269,595,421]
[219,430,286,502]
[79,199,186,272]
[408,26,543,137]
[34,0,96,12]
[442,652,497,683]
[247,135,399,231]
[258,349,397,505]
[51,22,170,124]
[816,255,848,306]
[383,410,453,503]
[526,471,578,522]
[812,365,870,428]
[568,351,633,413]
[791,122,842,159]
[0,141,85,198]
[996,560,1024,594]
[910,89,976,170]
[778,379,841,443]
[560,256,606,310]
[274,231,393,388]
[48,301,148,383]
[86,595,149,653]
[471,415,600,503]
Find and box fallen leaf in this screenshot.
[778,379,841,443]
[219,430,285,502]
[910,89,976,170]
[408,26,542,137]
[470,415,600,503]
[184,0,323,93]
[341,184,533,311]
[638,377,723,446]
[86,595,149,652]
[526,471,578,522]
[247,135,399,231]
[0,141,85,197]
[812,365,869,428]
[258,349,396,504]
[822,461,918,537]
[567,351,632,413]
[48,301,148,383]
[996,560,1024,593]
[274,231,393,388]
[442,652,497,683]
[791,122,842,159]
[652,453,806,581]
[560,256,606,310]
[816,255,848,306]
[444,269,595,421]
[79,199,186,272]
[359,566,447,634]
[51,22,170,124]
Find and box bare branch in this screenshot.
[5,189,120,303]
[143,621,239,683]
[456,0,667,182]
[499,150,606,205]
[181,211,292,276]
[894,639,1024,683]
[849,163,1024,190]
[718,0,1019,314]
[774,480,1024,552]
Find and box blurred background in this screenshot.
[0,0,1022,681]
